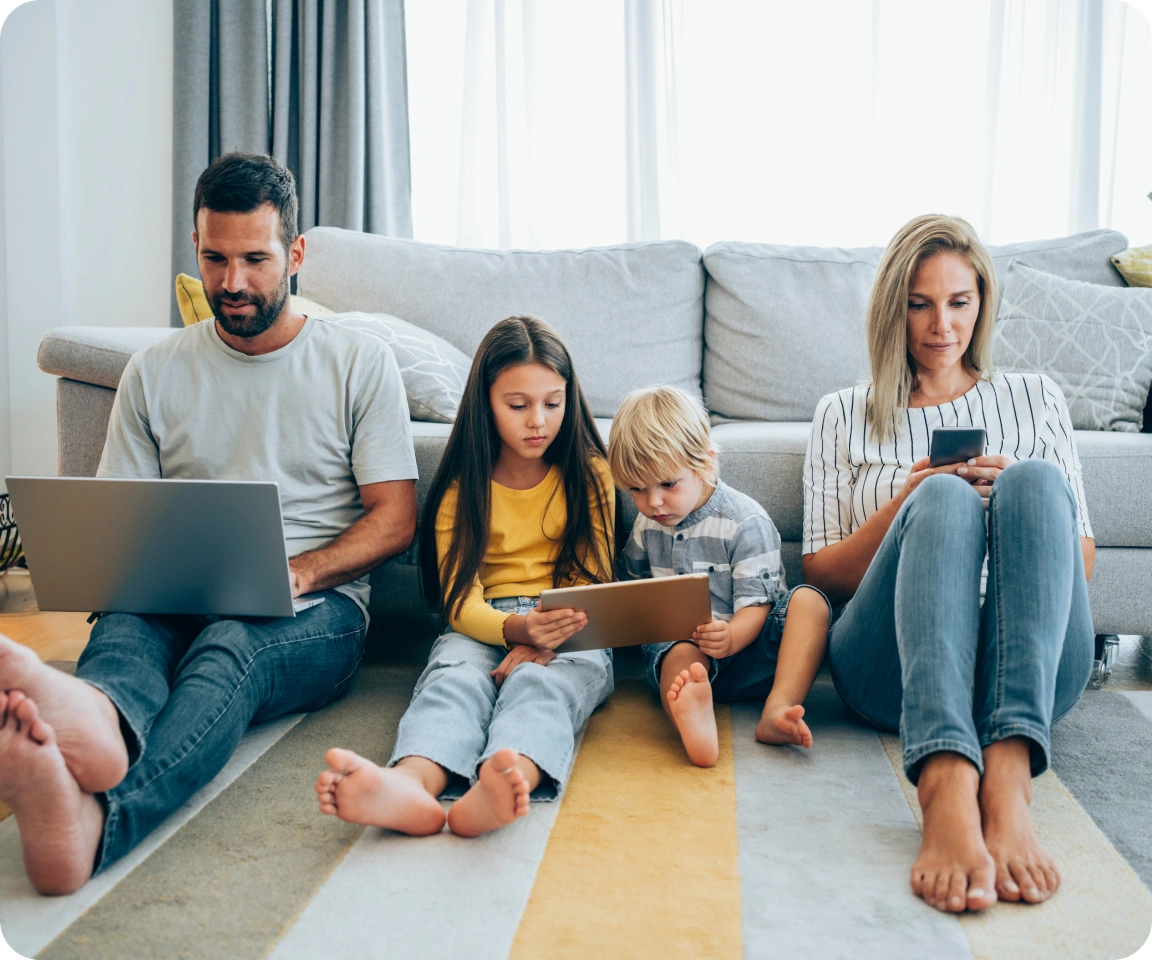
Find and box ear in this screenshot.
[288,233,306,277]
[704,447,720,484]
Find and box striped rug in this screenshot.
[0,656,1150,960]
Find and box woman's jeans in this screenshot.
[828,459,1093,784]
[389,597,614,798]
[76,590,366,873]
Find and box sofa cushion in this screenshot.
[702,229,1130,422]
[1075,431,1152,546]
[37,326,177,389]
[297,228,705,418]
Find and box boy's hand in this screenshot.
[693,619,735,659]
[491,644,556,686]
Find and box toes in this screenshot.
[945,871,968,913]
[932,872,953,911]
[1011,863,1044,903]
[324,747,363,776]
[27,716,55,747]
[688,661,708,682]
[12,693,39,730]
[1042,863,1061,895]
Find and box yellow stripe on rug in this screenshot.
[510,679,742,960]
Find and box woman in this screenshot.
[802,215,1094,915]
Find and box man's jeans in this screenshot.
[828,459,1093,784]
[76,590,366,873]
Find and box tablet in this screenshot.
[539,573,712,652]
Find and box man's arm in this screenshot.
[288,479,417,596]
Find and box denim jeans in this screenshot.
[388,597,614,798]
[77,590,366,873]
[828,459,1093,784]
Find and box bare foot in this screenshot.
[980,740,1059,904]
[447,748,531,838]
[0,634,127,793]
[0,691,104,895]
[911,754,997,913]
[316,748,446,836]
[755,701,813,747]
[667,662,718,767]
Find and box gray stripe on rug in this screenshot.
[1051,690,1152,891]
[731,683,972,960]
[37,666,417,960]
[1120,691,1152,724]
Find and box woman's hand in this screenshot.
[957,454,1012,500]
[490,644,557,686]
[503,607,588,651]
[896,457,965,504]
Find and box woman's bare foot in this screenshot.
[316,748,446,836]
[755,700,813,747]
[0,634,127,793]
[980,738,1059,904]
[667,662,719,767]
[0,691,104,895]
[911,753,997,913]
[447,748,532,838]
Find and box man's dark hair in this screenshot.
[193,152,299,251]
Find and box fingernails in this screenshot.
[958,466,968,474]
[967,458,977,464]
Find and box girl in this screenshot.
[316,316,617,837]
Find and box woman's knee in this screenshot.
[904,472,984,528]
[996,458,1069,498]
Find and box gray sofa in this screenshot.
[37,227,1152,649]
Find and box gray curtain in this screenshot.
[170,0,412,326]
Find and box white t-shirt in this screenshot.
[802,372,1092,557]
[98,317,419,616]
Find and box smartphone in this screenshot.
[929,427,987,468]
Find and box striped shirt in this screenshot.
[620,480,785,620]
[802,372,1093,556]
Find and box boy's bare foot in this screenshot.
[911,753,997,913]
[980,739,1059,903]
[755,701,813,748]
[0,691,104,895]
[447,748,532,838]
[0,634,128,793]
[316,748,446,836]
[667,662,719,768]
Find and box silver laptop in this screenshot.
[5,477,324,618]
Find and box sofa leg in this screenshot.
[1090,634,1120,688]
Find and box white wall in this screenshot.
[0,0,173,484]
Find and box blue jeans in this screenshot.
[388,597,613,799]
[76,590,366,873]
[828,459,1093,784]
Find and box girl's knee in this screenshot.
[787,585,831,622]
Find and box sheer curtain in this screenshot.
[407,0,1152,250]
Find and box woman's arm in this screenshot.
[1082,537,1095,581]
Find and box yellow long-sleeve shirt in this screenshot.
[435,459,615,646]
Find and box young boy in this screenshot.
[609,386,831,767]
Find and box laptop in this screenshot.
[5,477,325,618]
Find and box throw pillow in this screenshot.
[174,274,335,326]
[1111,245,1152,288]
[324,312,471,423]
[994,260,1152,431]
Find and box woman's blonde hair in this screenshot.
[866,214,998,441]
[608,386,717,489]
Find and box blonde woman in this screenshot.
[802,215,1095,915]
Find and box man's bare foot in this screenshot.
[316,748,446,836]
[667,662,718,767]
[755,701,813,747]
[447,748,531,838]
[911,753,997,913]
[980,739,1059,904]
[0,691,104,895]
[0,634,127,793]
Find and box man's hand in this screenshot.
[693,619,735,659]
[490,645,557,686]
[288,563,314,598]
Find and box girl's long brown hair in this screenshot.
[420,316,621,620]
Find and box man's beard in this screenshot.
[209,272,290,338]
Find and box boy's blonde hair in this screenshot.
[608,386,717,489]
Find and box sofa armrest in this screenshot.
[38,326,176,389]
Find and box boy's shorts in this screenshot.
[642,584,831,702]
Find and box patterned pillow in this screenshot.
[325,312,471,423]
[994,260,1152,431]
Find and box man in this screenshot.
[0,153,417,894]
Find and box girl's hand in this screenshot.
[491,645,557,686]
[512,607,587,651]
[693,619,734,659]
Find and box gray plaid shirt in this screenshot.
[618,480,785,620]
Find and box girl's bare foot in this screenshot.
[667,662,719,767]
[980,738,1059,904]
[447,748,531,838]
[911,753,997,913]
[0,634,128,793]
[316,748,446,836]
[0,691,104,895]
[755,701,813,747]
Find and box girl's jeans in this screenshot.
[827,459,1093,784]
[388,597,614,798]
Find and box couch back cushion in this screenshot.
[297,229,705,418]
[703,229,1130,422]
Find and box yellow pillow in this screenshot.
[174,273,335,326]
[1110,246,1152,288]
